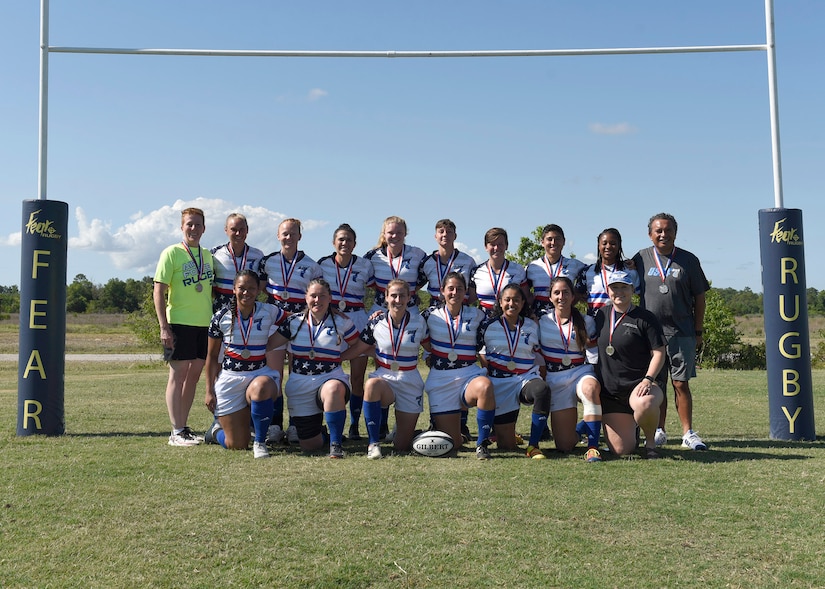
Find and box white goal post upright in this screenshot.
[22,0,812,440]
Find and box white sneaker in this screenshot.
[367,443,382,460]
[168,432,198,447]
[181,427,204,444]
[682,430,708,451]
[253,441,270,459]
[266,425,284,444]
[654,428,667,447]
[286,425,299,445]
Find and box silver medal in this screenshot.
[448,352,458,362]
[338,300,347,311]
[390,361,400,372]
[195,283,203,292]
[659,284,669,294]
[275,289,285,299]
[241,349,251,359]
[562,356,572,367]
[507,361,517,371]
[605,345,615,356]
[308,350,316,360]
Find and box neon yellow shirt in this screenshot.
[154,243,214,327]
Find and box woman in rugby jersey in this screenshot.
[203,270,288,459]
[538,276,603,462]
[364,216,428,314]
[526,224,587,315]
[257,218,323,442]
[342,279,429,458]
[478,283,550,459]
[210,213,265,313]
[580,227,639,317]
[471,227,528,317]
[317,223,375,441]
[266,277,361,459]
[422,272,496,460]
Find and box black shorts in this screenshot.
[163,324,208,362]
[600,391,634,416]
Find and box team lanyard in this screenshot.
[279,252,299,297]
[387,311,409,370]
[435,250,457,291]
[487,260,509,299]
[499,316,522,371]
[182,241,204,290]
[334,256,354,310]
[543,255,564,279]
[235,304,254,359]
[229,243,248,273]
[556,310,573,365]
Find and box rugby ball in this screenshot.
[412,430,455,457]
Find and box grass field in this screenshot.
[1,359,824,588]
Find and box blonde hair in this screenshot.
[225,212,248,228]
[376,216,407,248]
[279,218,303,237]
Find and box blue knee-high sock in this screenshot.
[529,413,548,447]
[363,400,382,444]
[350,394,363,427]
[325,409,347,445]
[250,398,274,443]
[216,428,227,449]
[273,395,284,429]
[585,420,601,449]
[476,408,496,446]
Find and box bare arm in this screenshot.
[153,282,173,349]
[204,337,222,413]
[341,339,372,361]
[693,291,706,349]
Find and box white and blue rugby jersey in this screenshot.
[582,263,640,316]
[360,311,429,371]
[423,305,486,370]
[364,244,427,309]
[421,249,476,302]
[538,309,596,369]
[277,311,359,375]
[210,243,265,311]
[479,316,541,378]
[208,302,287,372]
[527,255,587,313]
[317,254,374,311]
[258,251,323,313]
[471,260,527,315]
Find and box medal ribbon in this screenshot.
[306,312,328,352]
[388,311,409,363]
[556,311,573,355]
[445,307,464,351]
[335,257,354,306]
[653,247,677,285]
[229,243,249,274]
[435,250,457,292]
[608,305,629,350]
[235,305,255,352]
[543,255,564,279]
[388,247,404,280]
[487,260,509,298]
[279,253,299,297]
[600,263,615,292]
[499,317,522,366]
[182,241,204,281]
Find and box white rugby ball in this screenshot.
[412,430,455,457]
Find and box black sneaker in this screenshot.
[181,426,204,445]
[203,419,221,445]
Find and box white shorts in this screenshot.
[490,366,541,416]
[368,367,425,414]
[284,367,351,418]
[214,366,281,417]
[424,364,487,414]
[545,364,598,412]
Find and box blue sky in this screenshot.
[2,1,823,290]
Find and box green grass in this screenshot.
[1,363,824,588]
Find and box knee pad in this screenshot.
[520,379,550,415]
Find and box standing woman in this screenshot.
[154,207,214,446]
[423,272,497,459]
[364,216,428,314]
[595,271,666,458]
[581,227,639,317]
[479,283,550,459]
[527,224,587,315]
[318,223,375,441]
[471,227,528,317]
[258,218,323,442]
[538,276,603,462]
[267,278,360,458]
[203,270,287,459]
[342,279,429,458]
[210,213,265,313]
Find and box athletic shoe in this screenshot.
[584,448,602,463]
[514,433,525,445]
[525,445,546,460]
[461,424,472,443]
[476,445,492,460]
[681,430,708,451]
[168,432,199,447]
[348,424,362,441]
[181,427,204,444]
[329,442,345,459]
[367,443,382,460]
[286,425,299,445]
[253,441,270,459]
[203,419,222,445]
[654,428,668,446]
[644,447,661,459]
[383,425,397,443]
[265,425,285,445]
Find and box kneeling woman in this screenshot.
[204,270,288,459]
[268,277,360,458]
[595,271,666,458]
[423,272,497,459]
[479,283,550,459]
[342,279,429,458]
[538,276,603,462]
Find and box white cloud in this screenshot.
[62,197,327,275]
[307,88,328,102]
[455,241,484,264]
[2,231,21,246]
[588,122,637,135]
[581,252,598,264]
